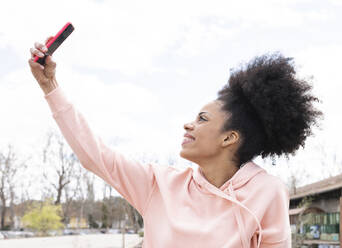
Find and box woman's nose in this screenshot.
[184,122,194,130]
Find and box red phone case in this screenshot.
[34,22,74,65]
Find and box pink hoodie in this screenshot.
[44,86,292,248]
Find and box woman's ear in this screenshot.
[222,131,239,147]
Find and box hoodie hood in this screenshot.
[192,161,267,248]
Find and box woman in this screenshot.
[29,39,322,247]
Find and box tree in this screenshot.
[88,213,99,228]
[123,201,143,233]
[62,164,90,225]
[22,198,64,236]
[42,130,78,205]
[292,196,314,247]
[0,144,29,230]
[101,202,109,228]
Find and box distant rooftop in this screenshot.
[290,173,342,200]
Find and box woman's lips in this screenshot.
[182,136,195,145]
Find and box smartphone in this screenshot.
[34,22,75,65]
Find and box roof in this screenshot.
[289,206,325,215]
[289,207,306,215]
[290,173,342,200]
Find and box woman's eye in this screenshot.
[198,116,207,121]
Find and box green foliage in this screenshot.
[298,196,314,209]
[101,202,109,228]
[292,196,315,247]
[2,225,10,231]
[88,214,99,228]
[138,230,144,237]
[22,198,64,236]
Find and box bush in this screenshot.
[88,214,99,228]
[1,225,11,231]
[22,198,64,236]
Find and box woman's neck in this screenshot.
[198,157,240,188]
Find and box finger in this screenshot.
[30,47,45,59]
[34,42,48,53]
[28,58,44,70]
[30,47,45,57]
[45,36,54,44]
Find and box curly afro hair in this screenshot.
[217,52,323,166]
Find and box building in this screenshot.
[289,173,342,247]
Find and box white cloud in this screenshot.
[1,0,338,75]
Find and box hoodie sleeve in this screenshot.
[44,86,156,216]
[258,179,292,247]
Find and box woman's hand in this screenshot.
[28,36,59,95]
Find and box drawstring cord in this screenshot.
[194,164,264,247]
[227,181,263,248]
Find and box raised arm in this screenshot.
[29,40,156,216]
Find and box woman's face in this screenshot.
[180,100,232,164]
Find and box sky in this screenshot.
[0,0,342,200]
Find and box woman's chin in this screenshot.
[179,149,193,162]
[179,149,188,160]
